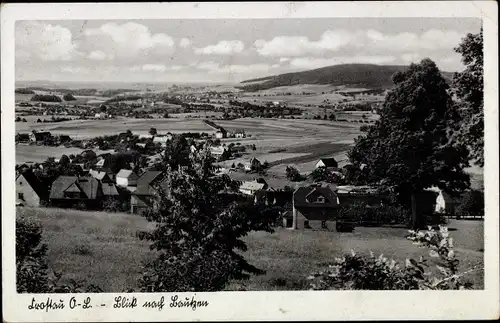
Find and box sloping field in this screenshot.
[16,207,483,292]
[15,117,216,139]
[16,145,114,163]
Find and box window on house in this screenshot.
[18,192,24,200]
[316,196,325,203]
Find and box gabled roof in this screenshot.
[317,158,338,168]
[16,171,47,198]
[240,181,266,191]
[101,182,120,196]
[133,171,163,195]
[293,186,339,208]
[89,169,110,181]
[64,183,82,193]
[49,176,100,200]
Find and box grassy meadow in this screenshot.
[17,207,484,292]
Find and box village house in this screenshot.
[315,157,338,170]
[130,171,166,214]
[234,129,246,138]
[29,130,52,143]
[94,113,108,119]
[244,157,262,172]
[16,171,47,207]
[285,185,340,230]
[209,146,229,160]
[138,134,153,140]
[215,128,227,139]
[153,136,169,147]
[116,169,139,188]
[254,190,293,208]
[49,176,102,209]
[239,179,268,196]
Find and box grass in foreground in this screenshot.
[16,207,484,292]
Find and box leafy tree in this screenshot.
[149,127,157,136]
[158,135,191,171]
[126,129,133,137]
[348,59,470,229]
[139,149,280,292]
[285,166,303,182]
[455,189,484,218]
[309,166,343,184]
[59,154,70,166]
[452,29,484,166]
[63,93,76,101]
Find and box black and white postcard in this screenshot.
[1,1,498,321]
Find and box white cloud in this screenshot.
[255,29,466,57]
[289,56,396,70]
[83,22,175,59]
[87,50,114,61]
[194,40,245,55]
[196,61,275,74]
[364,29,464,52]
[179,38,192,48]
[254,30,352,57]
[142,64,167,72]
[279,57,290,63]
[16,22,80,61]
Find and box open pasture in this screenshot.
[16,144,114,163]
[17,207,484,292]
[14,117,217,139]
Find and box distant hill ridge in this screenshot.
[240,64,454,92]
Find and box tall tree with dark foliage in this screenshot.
[349,59,470,229]
[139,147,280,292]
[452,28,484,167]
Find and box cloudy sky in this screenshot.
[15,18,481,84]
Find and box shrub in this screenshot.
[16,217,50,293]
[308,226,476,290]
[285,166,303,182]
[63,93,76,101]
[337,202,410,226]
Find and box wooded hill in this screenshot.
[240,64,454,92]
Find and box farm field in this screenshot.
[15,117,362,168]
[16,144,114,163]
[236,84,385,108]
[16,207,484,292]
[14,117,217,139]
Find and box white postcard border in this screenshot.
[2,2,498,321]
